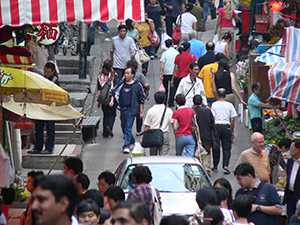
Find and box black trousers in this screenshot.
[165,16,177,37]
[169,77,182,107]
[34,120,55,151]
[163,75,172,106]
[101,104,117,137]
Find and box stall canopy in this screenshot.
[0,0,145,27]
[280,26,300,63]
[268,59,300,105]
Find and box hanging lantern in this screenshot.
[14,116,35,129]
[269,1,282,12]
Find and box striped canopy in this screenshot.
[268,60,300,105]
[281,26,300,63]
[0,0,145,27]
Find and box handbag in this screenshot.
[150,186,163,225]
[141,107,167,148]
[191,110,199,138]
[136,42,150,64]
[210,5,217,20]
[172,14,182,45]
[97,75,112,105]
[148,30,160,47]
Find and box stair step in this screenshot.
[55,137,83,145]
[55,123,76,131]
[60,84,90,93]
[69,92,88,107]
[44,130,82,139]
[59,75,90,85]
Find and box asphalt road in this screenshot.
[82,17,251,196]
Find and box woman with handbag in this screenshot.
[97,59,117,138]
[135,14,155,75]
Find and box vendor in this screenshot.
[256,33,271,54]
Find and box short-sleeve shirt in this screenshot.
[134,23,151,48]
[248,93,265,130]
[160,47,179,75]
[217,8,236,27]
[119,83,134,107]
[176,12,197,33]
[144,104,173,133]
[198,63,218,98]
[189,39,207,59]
[235,181,281,225]
[162,0,185,18]
[126,29,139,42]
[211,101,237,124]
[172,106,195,137]
[174,52,197,78]
[146,5,163,28]
[111,36,136,69]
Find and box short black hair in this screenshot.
[188,0,196,4]
[292,139,300,149]
[160,214,189,225]
[113,199,151,224]
[1,188,15,205]
[215,53,227,62]
[83,189,104,208]
[185,3,194,11]
[178,42,190,53]
[33,175,78,218]
[76,173,90,190]
[217,88,226,98]
[232,195,253,218]
[263,33,271,43]
[189,62,199,70]
[251,81,262,92]
[99,209,112,224]
[278,138,292,149]
[165,39,173,48]
[118,24,128,31]
[64,157,83,175]
[154,92,166,104]
[27,170,44,178]
[196,187,217,210]
[125,66,136,76]
[98,171,116,185]
[104,186,125,202]
[175,94,186,106]
[234,163,255,178]
[206,41,215,51]
[193,95,203,105]
[126,59,138,71]
[132,166,153,184]
[77,199,100,217]
[214,187,229,206]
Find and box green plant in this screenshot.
[12,183,30,202]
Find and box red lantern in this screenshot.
[14,117,35,129]
[269,1,282,12]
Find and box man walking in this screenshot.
[160,39,179,107]
[176,62,207,108]
[211,88,237,174]
[110,66,145,154]
[110,25,136,80]
[198,41,215,70]
[188,30,206,60]
[234,163,282,225]
[142,92,173,155]
[236,132,270,183]
[189,0,204,40]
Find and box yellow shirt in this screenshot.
[134,22,151,48]
[198,63,218,98]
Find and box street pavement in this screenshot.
[83,17,251,195]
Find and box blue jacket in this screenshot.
[111,79,145,116]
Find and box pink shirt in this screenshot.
[218,8,236,27]
[172,106,195,137]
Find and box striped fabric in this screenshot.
[280,26,300,63]
[254,39,286,64]
[268,59,300,105]
[0,0,145,27]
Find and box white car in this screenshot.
[114,156,212,216]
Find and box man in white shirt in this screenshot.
[141,92,173,155]
[175,62,207,108]
[211,88,237,174]
[160,39,179,107]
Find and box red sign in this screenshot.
[35,23,60,45]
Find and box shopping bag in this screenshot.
[211,5,217,20]
[134,50,142,68]
[148,31,160,47]
[172,27,181,45]
[213,34,219,44]
[158,80,166,93]
[161,32,172,51]
[194,144,208,162]
[132,142,145,156]
[136,42,150,64]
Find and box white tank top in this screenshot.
[214,41,227,55]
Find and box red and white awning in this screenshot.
[0,0,145,27]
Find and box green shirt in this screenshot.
[126,29,139,42]
[191,5,203,31]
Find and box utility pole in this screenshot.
[79,22,87,79]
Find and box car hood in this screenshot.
[159,192,198,216]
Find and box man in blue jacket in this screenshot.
[110,66,145,154]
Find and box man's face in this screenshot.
[124,68,134,82]
[63,165,74,177]
[108,197,118,211]
[44,68,55,79]
[27,176,35,193]
[253,85,263,96]
[190,66,200,77]
[112,208,139,225]
[290,142,300,159]
[31,186,66,225]
[252,135,265,153]
[119,28,127,39]
[235,174,251,189]
[97,178,112,195]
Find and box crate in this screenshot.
[254,15,269,32]
[236,40,248,52]
[241,7,251,34]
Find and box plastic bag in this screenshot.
[158,80,166,93]
[213,34,219,44]
[161,32,172,51]
[132,142,145,156]
[194,144,208,162]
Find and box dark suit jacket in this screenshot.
[285,158,300,202]
[198,52,216,70]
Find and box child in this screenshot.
[214,187,235,223]
[231,195,254,225]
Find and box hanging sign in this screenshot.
[34,23,60,45]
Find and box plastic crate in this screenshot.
[241,7,251,34]
[254,15,269,32]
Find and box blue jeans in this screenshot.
[150,27,163,56]
[176,135,196,157]
[202,1,211,29]
[207,97,217,108]
[120,108,135,149]
[142,46,151,72]
[93,21,110,32]
[34,120,55,152]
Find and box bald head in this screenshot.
[217,88,226,99]
[251,132,265,153]
[206,41,215,52]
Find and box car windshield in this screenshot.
[120,163,211,193]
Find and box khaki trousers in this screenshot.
[150,132,170,156]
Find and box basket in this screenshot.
[254,15,269,32]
